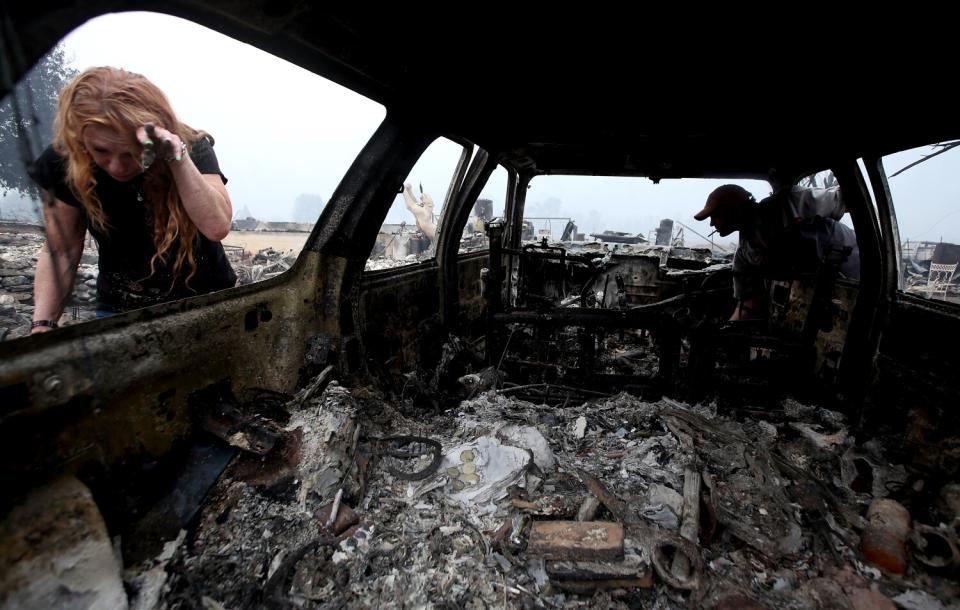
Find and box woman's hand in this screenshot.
[136,123,185,170]
[139,124,233,241]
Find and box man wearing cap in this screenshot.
[694,184,859,321]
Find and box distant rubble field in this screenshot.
[0,226,98,340]
[222,230,309,256]
[1,220,734,341]
[0,225,308,340]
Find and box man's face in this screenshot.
[708,201,740,237]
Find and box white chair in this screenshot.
[923,262,958,300]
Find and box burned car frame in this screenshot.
[1,4,960,608]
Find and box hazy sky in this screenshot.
[17,11,960,248]
[60,12,385,224]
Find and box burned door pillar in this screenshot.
[834,160,886,410]
[485,221,505,313]
[437,149,496,332]
[504,172,532,308]
[863,157,904,296]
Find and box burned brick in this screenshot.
[550,576,653,594]
[527,521,624,561]
[546,558,650,582]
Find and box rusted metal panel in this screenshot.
[874,294,960,413]
[355,255,487,380]
[357,261,440,377]
[0,252,336,494]
[0,111,441,495]
[457,252,488,336]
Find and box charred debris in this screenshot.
[2,235,958,610]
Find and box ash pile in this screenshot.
[116,373,960,609]
[230,247,298,286]
[0,227,98,340]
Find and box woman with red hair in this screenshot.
[29,66,235,332]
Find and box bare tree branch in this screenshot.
[889,141,960,178]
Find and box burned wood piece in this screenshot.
[772,449,864,533]
[545,533,652,595]
[663,410,804,560]
[670,467,702,580]
[549,576,653,594]
[788,480,845,568]
[576,496,602,522]
[510,498,540,510]
[701,464,803,560]
[575,468,633,524]
[662,408,702,584]
[527,521,625,561]
[291,364,336,405]
[661,407,750,445]
[354,448,371,500]
[546,559,650,581]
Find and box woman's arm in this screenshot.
[170,162,233,241]
[32,197,86,333]
[139,125,233,241]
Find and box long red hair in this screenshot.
[54,66,208,287]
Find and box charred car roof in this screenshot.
[3,4,956,180]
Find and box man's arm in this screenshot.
[32,197,86,333]
[730,294,766,321]
[730,242,766,321]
